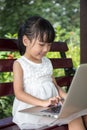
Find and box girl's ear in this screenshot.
[23,35,30,46]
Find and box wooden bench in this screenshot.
[0,38,75,130]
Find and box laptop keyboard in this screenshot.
[41,104,62,114]
[51,105,61,113]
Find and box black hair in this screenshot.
[18,16,55,55]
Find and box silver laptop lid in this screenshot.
[59,64,87,119]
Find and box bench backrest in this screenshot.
[0,38,75,97]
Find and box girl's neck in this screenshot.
[23,54,42,64]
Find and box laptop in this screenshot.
[19,64,87,123]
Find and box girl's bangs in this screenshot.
[38,30,55,43]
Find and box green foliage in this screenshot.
[67,43,80,68]
[55,24,70,42]
[55,25,80,68]
[4,33,18,39]
[0,96,14,118]
[0,0,80,38]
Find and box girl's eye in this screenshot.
[39,42,52,47]
[40,44,44,46]
[39,43,45,46]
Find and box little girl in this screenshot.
[12,16,86,130]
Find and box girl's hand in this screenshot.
[42,96,61,107]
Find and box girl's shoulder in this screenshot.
[15,56,27,69]
[43,57,51,63]
[15,56,23,64]
[16,56,28,63]
[43,57,52,67]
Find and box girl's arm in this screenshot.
[13,61,58,107]
[52,76,67,99]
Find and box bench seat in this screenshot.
[0,116,68,130]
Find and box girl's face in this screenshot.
[23,36,51,63]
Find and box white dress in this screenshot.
[12,56,59,129]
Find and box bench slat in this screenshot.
[0,82,14,96]
[0,39,18,51]
[0,59,73,72]
[0,39,68,52]
[0,117,14,129]
[0,116,68,130]
[0,59,15,72]
[0,110,68,130]
[51,58,73,69]
[50,42,68,52]
[56,76,73,87]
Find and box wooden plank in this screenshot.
[0,82,14,96]
[0,59,15,72]
[0,116,68,130]
[51,58,73,69]
[56,76,73,87]
[50,42,68,52]
[0,39,68,52]
[0,117,14,129]
[0,38,18,51]
[1,124,68,130]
